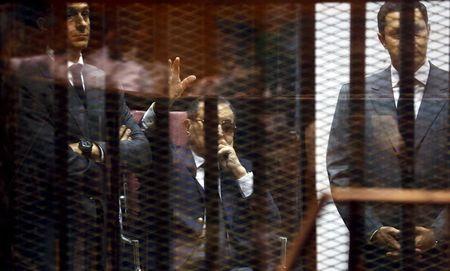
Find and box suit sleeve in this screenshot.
[327,84,383,240]
[16,78,104,194]
[119,93,152,172]
[94,92,152,173]
[221,160,281,269]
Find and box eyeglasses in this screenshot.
[194,119,236,134]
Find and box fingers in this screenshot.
[218,145,231,156]
[415,226,428,234]
[168,58,176,84]
[218,138,227,146]
[388,227,401,239]
[119,125,131,141]
[180,75,197,90]
[119,125,127,138]
[121,128,131,141]
[385,234,401,250]
[384,227,401,250]
[386,251,400,258]
[174,57,180,78]
[168,57,180,79]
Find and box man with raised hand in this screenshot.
[167,97,280,270]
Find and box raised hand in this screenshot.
[168,57,196,105]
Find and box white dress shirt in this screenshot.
[191,151,254,198]
[63,52,104,161]
[67,54,86,91]
[391,60,430,118]
[369,60,431,242]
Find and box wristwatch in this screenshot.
[78,139,93,157]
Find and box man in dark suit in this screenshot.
[169,97,280,270]
[10,2,151,270]
[327,1,448,270]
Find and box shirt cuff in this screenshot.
[96,142,105,163]
[238,171,254,198]
[141,102,156,130]
[369,228,380,243]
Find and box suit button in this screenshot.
[197,217,204,224]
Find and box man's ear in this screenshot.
[377,32,387,49]
[184,119,191,135]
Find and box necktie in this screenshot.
[70,63,86,108]
[397,78,422,119]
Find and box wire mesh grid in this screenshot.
[0,1,448,271]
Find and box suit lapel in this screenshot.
[84,65,106,140]
[38,55,89,137]
[174,147,206,201]
[66,82,89,137]
[414,64,448,148]
[368,68,403,153]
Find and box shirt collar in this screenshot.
[68,53,84,68]
[46,47,84,68]
[390,59,430,87]
[191,150,205,169]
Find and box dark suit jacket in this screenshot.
[11,54,151,270]
[169,145,280,270]
[327,63,448,266]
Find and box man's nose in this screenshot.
[217,124,224,137]
[75,15,88,31]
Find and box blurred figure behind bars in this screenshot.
[4,1,152,269]
[140,93,281,270]
[327,1,449,270]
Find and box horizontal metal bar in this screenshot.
[333,188,450,204]
[78,0,441,4]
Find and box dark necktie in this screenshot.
[397,79,423,119]
[70,63,86,108]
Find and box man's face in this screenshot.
[66,3,90,51]
[186,101,236,157]
[378,8,429,71]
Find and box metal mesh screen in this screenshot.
[0,1,449,271]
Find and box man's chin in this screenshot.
[69,41,89,51]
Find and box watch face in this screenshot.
[80,140,93,149]
[79,140,93,154]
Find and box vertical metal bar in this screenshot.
[52,1,69,270]
[0,6,13,270]
[204,96,220,270]
[446,41,450,270]
[150,3,171,271]
[146,4,172,270]
[105,89,121,271]
[203,2,220,269]
[152,98,171,270]
[105,3,121,269]
[298,2,317,271]
[348,1,366,270]
[399,2,416,271]
[252,3,271,270]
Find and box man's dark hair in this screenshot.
[187,97,235,120]
[377,1,428,34]
[16,0,53,28]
